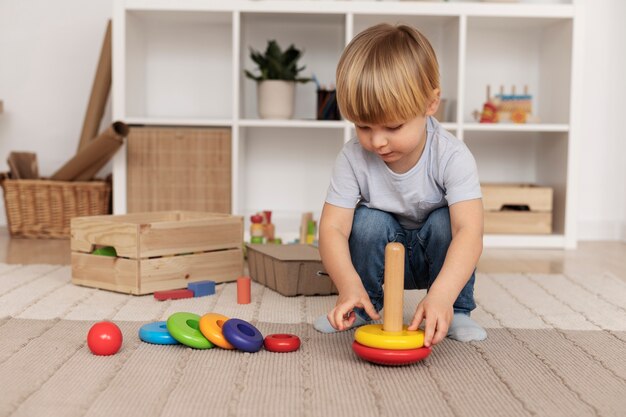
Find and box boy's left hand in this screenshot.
[407,293,453,347]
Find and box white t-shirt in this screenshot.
[325,116,481,229]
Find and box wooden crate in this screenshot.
[127,127,231,213]
[71,211,243,295]
[482,184,553,234]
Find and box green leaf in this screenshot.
[244,39,310,83]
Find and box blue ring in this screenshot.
[222,319,264,352]
[139,321,179,345]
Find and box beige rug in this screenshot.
[0,264,625,417]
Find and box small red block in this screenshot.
[154,289,194,301]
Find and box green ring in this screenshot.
[166,312,214,349]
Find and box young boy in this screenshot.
[314,23,487,347]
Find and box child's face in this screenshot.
[355,114,429,174]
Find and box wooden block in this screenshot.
[187,280,216,297]
[154,289,194,301]
[70,211,244,295]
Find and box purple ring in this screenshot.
[222,318,263,352]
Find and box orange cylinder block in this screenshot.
[237,276,251,304]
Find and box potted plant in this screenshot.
[244,40,311,119]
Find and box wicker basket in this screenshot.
[0,173,111,239]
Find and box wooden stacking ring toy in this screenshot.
[352,341,431,366]
[264,334,301,353]
[166,312,214,349]
[139,321,179,345]
[352,242,432,366]
[222,318,264,353]
[199,313,235,350]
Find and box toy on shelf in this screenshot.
[352,242,432,366]
[250,210,278,244]
[299,212,317,245]
[475,85,538,124]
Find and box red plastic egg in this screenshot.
[87,321,123,356]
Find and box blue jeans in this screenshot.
[349,205,476,319]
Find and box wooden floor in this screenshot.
[0,228,624,277]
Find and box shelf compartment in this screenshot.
[237,126,343,239]
[465,130,569,235]
[240,12,346,121]
[465,16,572,125]
[125,10,233,120]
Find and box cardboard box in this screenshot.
[71,211,243,294]
[482,184,553,234]
[246,244,337,296]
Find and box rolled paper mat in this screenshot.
[237,276,251,304]
[51,121,129,181]
[77,20,112,153]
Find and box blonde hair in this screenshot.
[336,23,440,125]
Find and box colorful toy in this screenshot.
[263,334,301,353]
[139,321,179,345]
[154,289,194,301]
[187,280,216,297]
[199,313,235,349]
[352,242,431,366]
[166,312,214,349]
[87,321,123,356]
[237,276,251,304]
[477,85,535,124]
[222,318,263,353]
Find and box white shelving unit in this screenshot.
[112,0,582,249]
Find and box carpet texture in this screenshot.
[0,263,625,417]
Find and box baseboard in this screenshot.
[578,220,626,241]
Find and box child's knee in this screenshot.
[351,206,399,244]
[424,207,452,243]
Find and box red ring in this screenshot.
[352,341,431,366]
[264,333,301,353]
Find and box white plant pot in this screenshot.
[257,80,296,119]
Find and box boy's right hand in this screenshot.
[328,286,380,331]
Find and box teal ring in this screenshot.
[166,312,214,349]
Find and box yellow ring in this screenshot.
[354,324,424,350]
[199,313,235,350]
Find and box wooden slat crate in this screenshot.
[71,211,243,294]
[482,184,553,234]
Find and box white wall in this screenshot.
[0,0,112,176]
[577,0,626,241]
[0,0,625,242]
